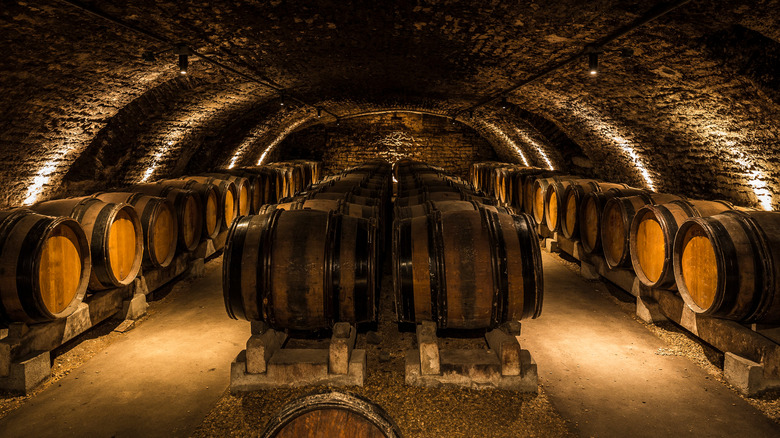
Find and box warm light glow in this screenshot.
[480,121,530,166]
[512,126,555,170]
[256,117,311,165]
[22,162,59,205]
[565,102,655,190]
[590,70,598,76]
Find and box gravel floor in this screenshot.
[192,261,574,438]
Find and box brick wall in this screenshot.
[277,112,498,177]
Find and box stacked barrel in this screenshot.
[471,160,780,325]
[0,160,320,327]
[223,161,388,331]
[394,160,544,330]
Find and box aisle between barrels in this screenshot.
[0,257,249,438]
[520,252,779,438]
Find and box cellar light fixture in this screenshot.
[316,108,322,118]
[589,52,599,76]
[280,95,285,107]
[500,97,508,110]
[175,44,191,75]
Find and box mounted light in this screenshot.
[279,95,285,107]
[468,110,474,120]
[589,53,599,75]
[175,44,190,75]
[500,97,508,109]
[316,108,322,118]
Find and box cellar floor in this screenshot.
[0,251,779,437]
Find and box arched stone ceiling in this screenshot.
[0,0,778,209]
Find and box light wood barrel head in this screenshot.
[564,193,577,237]
[635,211,665,283]
[152,203,175,265]
[680,224,718,310]
[238,184,250,216]
[224,189,236,225]
[583,198,600,250]
[602,203,625,265]
[39,223,82,314]
[206,190,218,236]
[182,195,200,248]
[547,193,559,230]
[108,208,138,283]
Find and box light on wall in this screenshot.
[500,97,508,110]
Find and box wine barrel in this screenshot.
[542,179,578,233]
[673,211,780,323]
[129,184,203,252]
[531,175,575,226]
[560,181,628,240]
[395,191,495,207]
[393,208,543,329]
[601,193,682,269]
[260,392,402,438]
[223,209,378,330]
[158,179,221,240]
[203,173,251,216]
[629,200,733,288]
[95,192,178,270]
[394,200,514,220]
[258,199,379,222]
[578,188,648,255]
[182,176,238,230]
[0,209,91,324]
[32,197,143,290]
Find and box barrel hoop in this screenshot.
[260,209,283,326]
[651,205,681,284]
[139,199,156,258]
[702,218,737,316]
[669,199,697,217]
[516,213,543,319]
[92,204,118,286]
[14,217,55,321]
[325,211,340,327]
[731,211,774,322]
[353,218,372,323]
[483,208,508,327]
[429,210,446,327]
[223,217,247,320]
[396,220,415,322]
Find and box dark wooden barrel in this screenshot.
[629,199,733,288]
[393,208,543,329]
[203,173,251,216]
[560,181,628,240]
[261,392,402,438]
[158,179,221,240]
[395,190,495,207]
[95,192,178,270]
[0,209,91,324]
[601,193,682,269]
[578,188,648,255]
[673,211,780,323]
[223,209,378,330]
[394,200,514,220]
[129,184,202,252]
[182,176,238,230]
[32,197,143,290]
[522,172,557,216]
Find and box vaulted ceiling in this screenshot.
[1,0,778,209]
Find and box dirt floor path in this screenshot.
[521,252,780,437]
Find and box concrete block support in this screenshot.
[724,353,771,396]
[417,321,440,375]
[0,351,51,394]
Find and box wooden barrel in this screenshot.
[522,172,556,216]
[629,199,733,288]
[32,197,143,290]
[182,176,238,230]
[578,188,647,255]
[223,209,378,330]
[260,392,402,438]
[560,181,628,239]
[532,175,575,226]
[673,211,780,323]
[393,208,543,329]
[158,179,221,240]
[0,209,91,324]
[129,184,203,252]
[601,193,682,269]
[95,192,178,270]
[203,173,251,216]
[394,200,514,220]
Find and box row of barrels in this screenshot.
[224,161,391,331]
[393,160,544,330]
[472,162,780,324]
[0,162,320,326]
[223,159,545,332]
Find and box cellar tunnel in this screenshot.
[1,1,780,437]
